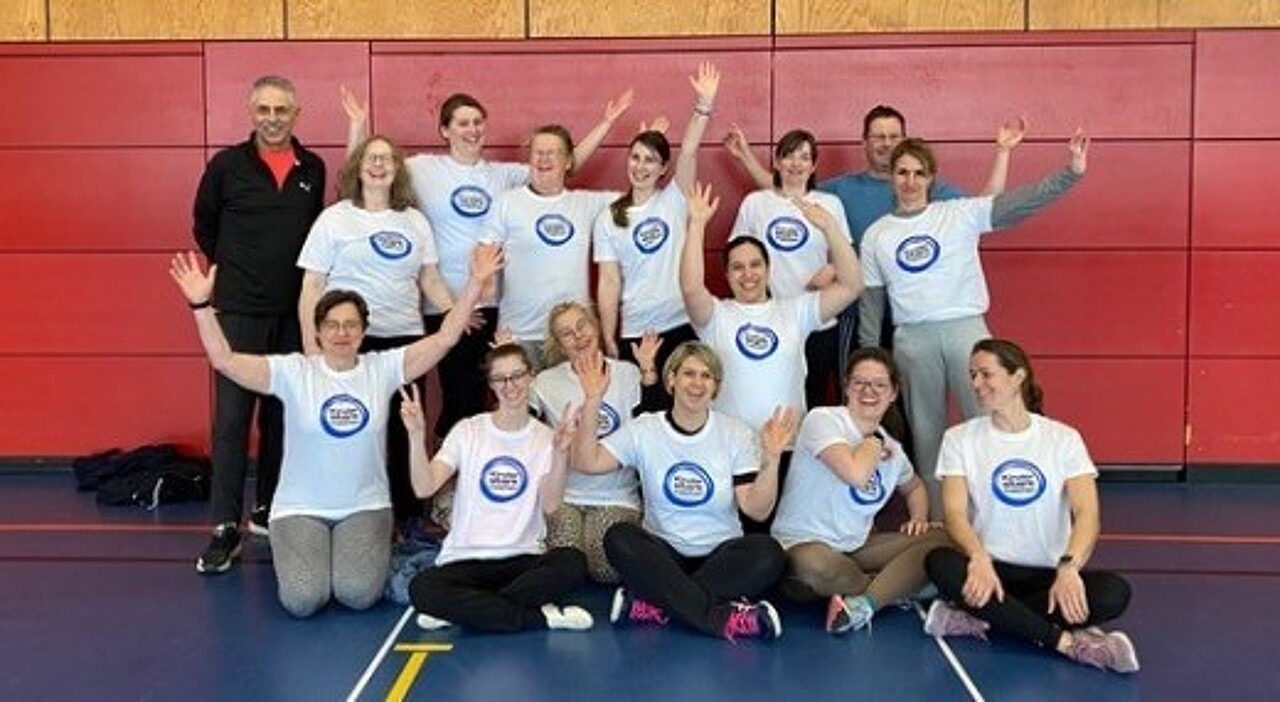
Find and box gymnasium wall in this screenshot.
[0,3,1277,474]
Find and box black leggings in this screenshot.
[603,522,785,637]
[358,334,425,522]
[409,548,587,632]
[425,307,498,440]
[925,546,1132,648]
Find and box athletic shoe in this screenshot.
[247,506,270,537]
[826,594,876,635]
[923,600,990,641]
[722,600,782,642]
[195,523,242,574]
[609,587,669,627]
[1064,628,1141,673]
[541,603,594,631]
[415,612,453,631]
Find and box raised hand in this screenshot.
[1067,128,1090,175]
[761,406,798,456]
[470,242,505,284]
[604,89,634,123]
[641,115,670,134]
[686,181,720,224]
[340,84,368,124]
[791,196,837,233]
[553,403,581,453]
[169,251,215,305]
[690,61,720,111]
[723,123,750,161]
[996,116,1027,152]
[490,325,516,348]
[571,349,611,401]
[399,383,426,435]
[630,330,663,372]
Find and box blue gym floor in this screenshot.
[1,473,1277,701]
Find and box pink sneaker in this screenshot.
[923,600,990,641]
[609,587,669,627]
[722,600,782,642]
[1064,628,1141,674]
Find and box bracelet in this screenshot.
[693,104,713,117]
[189,299,212,310]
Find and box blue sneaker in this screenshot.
[826,594,876,635]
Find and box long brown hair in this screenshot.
[972,338,1044,414]
[338,135,417,211]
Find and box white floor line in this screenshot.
[347,605,415,702]
[915,602,985,702]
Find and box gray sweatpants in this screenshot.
[893,315,990,518]
[270,509,393,618]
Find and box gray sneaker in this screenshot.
[923,600,990,641]
[1064,628,1140,673]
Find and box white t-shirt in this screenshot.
[405,153,528,310]
[484,186,619,341]
[936,414,1098,568]
[695,294,822,432]
[602,411,759,557]
[297,200,436,337]
[434,413,559,566]
[861,197,995,325]
[266,348,406,521]
[772,407,914,551]
[533,359,642,510]
[730,189,849,331]
[592,185,691,337]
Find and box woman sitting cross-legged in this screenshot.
[772,347,951,634]
[405,343,593,633]
[923,338,1138,673]
[572,342,796,641]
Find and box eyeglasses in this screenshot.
[849,377,893,393]
[320,320,363,334]
[363,153,394,165]
[488,369,529,387]
[554,318,592,341]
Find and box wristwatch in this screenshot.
[1057,554,1077,569]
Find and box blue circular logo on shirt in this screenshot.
[451,185,491,218]
[319,394,370,438]
[734,323,779,360]
[596,403,622,438]
[632,217,670,254]
[849,468,888,506]
[535,214,575,246]
[990,459,1047,507]
[662,462,714,507]
[765,217,809,252]
[369,230,413,260]
[479,456,529,503]
[895,235,941,273]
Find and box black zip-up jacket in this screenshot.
[192,134,326,315]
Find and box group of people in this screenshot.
[174,69,1138,674]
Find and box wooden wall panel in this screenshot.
[1189,252,1280,356]
[288,0,523,39]
[528,0,770,37]
[1161,0,1280,28]
[1192,141,1280,248]
[1029,0,1160,29]
[0,0,45,40]
[0,254,198,354]
[1195,31,1280,138]
[0,149,205,251]
[776,0,1023,34]
[984,251,1188,356]
[204,42,369,148]
[0,357,209,456]
[49,0,283,40]
[981,141,1190,250]
[1036,359,1186,463]
[1188,359,1280,462]
[370,49,772,148]
[773,43,1192,141]
[0,54,203,146]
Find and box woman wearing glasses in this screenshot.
[296,135,453,533]
[168,244,501,617]
[403,343,593,633]
[771,347,948,635]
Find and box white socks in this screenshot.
[541,603,594,631]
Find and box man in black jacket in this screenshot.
[192,75,326,573]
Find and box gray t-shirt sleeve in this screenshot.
[990,167,1082,230]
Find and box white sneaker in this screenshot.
[416,612,453,631]
[541,603,594,631]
